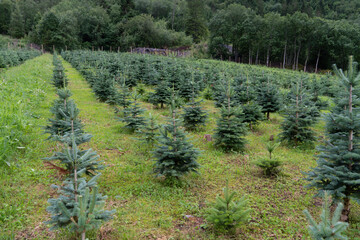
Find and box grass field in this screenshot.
[0,55,359,239]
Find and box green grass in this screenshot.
[1,55,359,239]
[0,54,59,238]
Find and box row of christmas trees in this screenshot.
[61,50,359,237]
[60,50,337,96]
[43,54,114,239]
[0,49,41,68]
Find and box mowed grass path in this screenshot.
[60,59,360,239]
[0,54,58,239]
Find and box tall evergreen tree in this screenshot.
[214,81,247,152]
[305,56,360,222]
[0,0,12,34]
[279,81,318,146]
[186,0,208,43]
[153,97,200,179]
[9,3,25,38]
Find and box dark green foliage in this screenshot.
[305,56,360,222]
[118,80,132,109]
[214,106,247,152]
[279,81,318,146]
[233,76,257,104]
[92,70,118,104]
[137,113,159,147]
[9,3,24,38]
[182,80,207,131]
[123,14,192,49]
[214,83,247,152]
[206,184,250,231]
[150,82,171,108]
[257,81,281,120]
[202,87,213,100]
[52,53,68,88]
[136,83,146,95]
[33,11,78,51]
[0,0,12,34]
[153,99,200,179]
[213,79,235,108]
[242,102,263,130]
[182,100,207,131]
[119,66,137,88]
[0,50,41,68]
[120,92,147,132]
[178,79,200,102]
[0,54,5,68]
[186,0,208,43]
[303,192,349,240]
[255,142,282,177]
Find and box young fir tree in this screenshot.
[44,136,105,177]
[137,113,159,148]
[45,136,114,240]
[120,91,147,132]
[52,53,68,88]
[242,102,263,130]
[153,97,200,179]
[214,81,247,152]
[236,77,263,130]
[92,70,118,104]
[45,89,90,145]
[178,72,200,102]
[206,183,251,231]
[150,81,171,108]
[279,81,318,146]
[182,82,207,131]
[117,74,132,109]
[257,80,281,120]
[303,192,348,240]
[255,142,282,177]
[305,56,360,222]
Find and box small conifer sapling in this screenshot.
[153,96,200,180]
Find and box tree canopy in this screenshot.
[1,0,359,69]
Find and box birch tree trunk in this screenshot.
[266,46,270,67]
[315,50,320,73]
[283,41,287,69]
[296,42,301,70]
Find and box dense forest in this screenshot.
[1,0,360,70]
